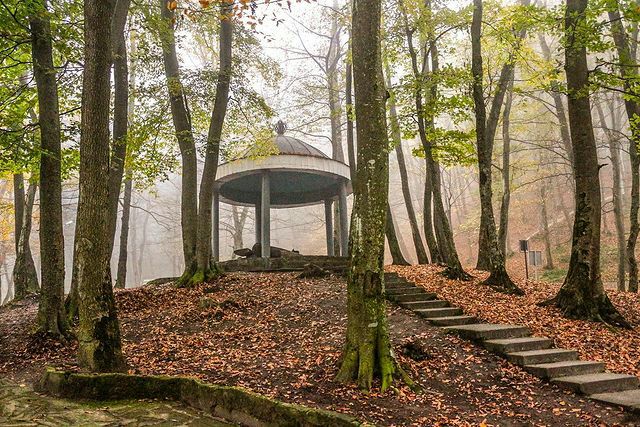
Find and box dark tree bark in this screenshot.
[596,102,626,291]
[115,176,132,289]
[608,5,640,293]
[13,182,39,300]
[386,70,429,264]
[498,80,514,256]
[190,4,232,286]
[75,0,126,371]
[30,0,68,336]
[541,0,629,327]
[13,174,24,255]
[471,0,523,295]
[159,0,198,279]
[106,0,132,262]
[386,204,411,265]
[336,0,412,392]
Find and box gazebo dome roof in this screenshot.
[215,120,351,208]
[233,121,329,160]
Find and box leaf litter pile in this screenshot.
[1,271,639,426]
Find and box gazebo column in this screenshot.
[212,188,220,261]
[260,172,271,258]
[338,180,349,256]
[255,195,261,246]
[324,200,335,256]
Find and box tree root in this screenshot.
[539,292,632,329]
[482,267,525,296]
[441,266,472,281]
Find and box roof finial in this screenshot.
[274,120,287,135]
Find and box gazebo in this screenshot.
[212,121,352,259]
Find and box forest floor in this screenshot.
[1,271,639,426]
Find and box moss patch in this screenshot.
[38,369,367,427]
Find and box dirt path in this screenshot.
[0,380,231,426]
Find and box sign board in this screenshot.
[528,250,542,267]
[519,239,529,252]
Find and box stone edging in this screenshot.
[38,369,368,427]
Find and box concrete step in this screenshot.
[414,307,463,318]
[524,360,605,379]
[484,337,553,354]
[429,315,478,326]
[552,373,639,395]
[506,348,578,366]
[385,287,424,296]
[590,389,640,411]
[390,293,437,303]
[400,300,449,310]
[385,282,415,290]
[444,324,530,341]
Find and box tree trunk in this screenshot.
[498,80,514,256]
[231,206,248,256]
[596,102,626,291]
[13,173,24,255]
[471,0,523,294]
[106,0,132,264]
[427,40,468,279]
[115,177,132,289]
[189,4,232,286]
[386,70,428,264]
[386,204,410,265]
[541,0,629,327]
[75,0,126,371]
[336,0,412,392]
[30,0,68,336]
[159,0,198,279]
[13,182,39,299]
[115,30,137,290]
[399,4,441,263]
[607,5,640,293]
[345,61,356,181]
[540,180,554,270]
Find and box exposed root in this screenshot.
[441,266,472,281]
[539,291,632,329]
[482,268,525,296]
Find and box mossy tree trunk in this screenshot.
[30,0,68,336]
[158,0,198,281]
[541,0,629,327]
[498,80,514,257]
[189,4,232,287]
[471,0,524,295]
[75,0,126,371]
[336,0,411,392]
[13,182,39,300]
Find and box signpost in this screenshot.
[528,250,542,280]
[519,239,529,280]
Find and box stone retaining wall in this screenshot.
[38,369,366,427]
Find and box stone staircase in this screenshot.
[384,271,640,413]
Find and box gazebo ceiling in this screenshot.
[215,121,352,208]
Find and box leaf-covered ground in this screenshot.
[392,265,640,379]
[1,271,639,426]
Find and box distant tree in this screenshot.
[470,0,524,294]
